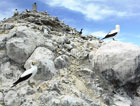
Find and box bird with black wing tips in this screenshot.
[102,24,120,41]
[11,61,39,88]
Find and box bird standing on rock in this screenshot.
[101,24,120,40]
[11,62,38,88]
[33,2,37,12]
[26,9,30,12]
[14,9,19,16]
[79,28,83,35]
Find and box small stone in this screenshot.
[4,90,21,106]
[0,92,4,104]
[54,55,70,69]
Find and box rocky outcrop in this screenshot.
[92,41,140,87]
[54,55,70,69]
[0,7,140,106]
[46,95,89,106]
[0,23,14,31]
[4,90,21,106]
[0,92,4,104]
[6,37,36,64]
[24,47,57,80]
[112,94,132,106]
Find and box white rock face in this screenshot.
[6,29,40,64]
[4,90,21,106]
[24,47,57,80]
[113,94,132,106]
[0,23,14,30]
[92,41,140,85]
[0,92,4,104]
[1,10,140,106]
[44,40,56,51]
[6,37,36,64]
[54,55,70,69]
[71,47,89,59]
[47,95,89,106]
[57,36,68,45]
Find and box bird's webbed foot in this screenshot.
[113,38,115,41]
[28,81,35,88]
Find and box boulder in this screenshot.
[4,90,21,106]
[87,40,100,49]
[71,47,89,59]
[0,50,6,59]
[112,94,132,106]
[6,37,36,64]
[20,101,38,106]
[0,34,14,49]
[6,26,46,64]
[47,95,89,106]
[133,97,140,106]
[0,23,14,30]
[13,26,45,45]
[39,91,59,105]
[56,36,69,45]
[0,92,3,104]
[24,47,57,80]
[44,41,56,51]
[92,41,140,86]
[54,55,70,69]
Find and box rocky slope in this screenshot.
[0,10,140,106]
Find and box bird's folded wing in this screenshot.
[21,68,33,77]
[13,73,32,85]
[108,29,116,35]
[104,30,117,38]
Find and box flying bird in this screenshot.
[11,62,38,88]
[101,25,120,40]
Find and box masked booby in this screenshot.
[11,62,38,87]
[101,25,120,40]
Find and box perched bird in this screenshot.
[11,62,38,88]
[79,28,83,35]
[26,9,30,12]
[32,2,37,12]
[101,25,120,40]
[14,9,19,16]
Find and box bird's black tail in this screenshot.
[11,84,16,88]
[101,38,105,40]
[11,82,17,88]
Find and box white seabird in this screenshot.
[101,24,120,40]
[11,62,38,87]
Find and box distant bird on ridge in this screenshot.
[101,25,120,40]
[14,9,19,16]
[26,9,30,12]
[79,28,83,35]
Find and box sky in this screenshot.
[0,0,140,46]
